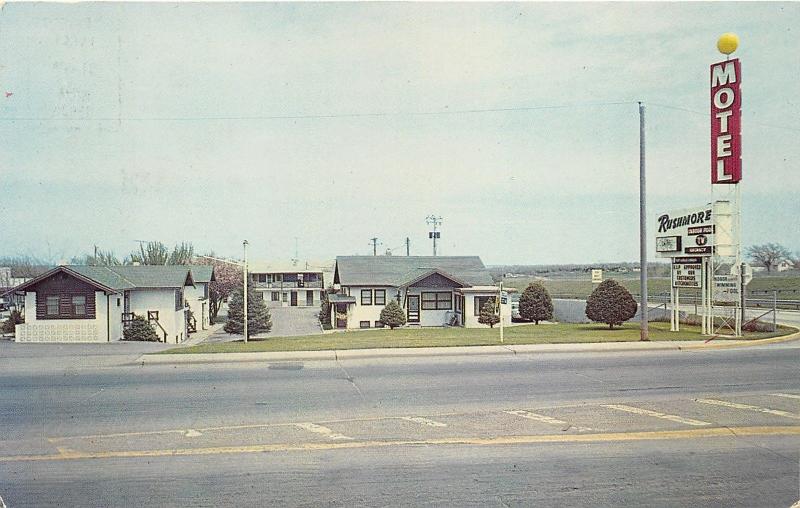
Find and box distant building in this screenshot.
[329,256,509,329]
[3,265,214,343]
[248,261,332,308]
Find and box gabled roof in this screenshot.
[334,256,494,287]
[3,265,201,296]
[173,265,215,283]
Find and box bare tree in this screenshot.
[746,243,791,273]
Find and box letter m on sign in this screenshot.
[711,59,741,184]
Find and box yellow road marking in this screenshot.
[294,423,352,440]
[400,416,447,427]
[602,404,711,426]
[3,426,798,463]
[771,393,800,400]
[695,398,800,420]
[504,410,592,432]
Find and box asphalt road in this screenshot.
[0,340,798,507]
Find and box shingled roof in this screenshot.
[333,256,494,287]
[4,265,210,296]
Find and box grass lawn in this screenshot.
[502,275,800,301]
[161,322,794,354]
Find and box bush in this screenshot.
[319,294,332,327]
[122,315,160,342]
[519,282,553,324]
[585,279,638,329]
[1,309,24,334]
[224,286,272,338]
[380,300,406,329]
[478,298,500,328]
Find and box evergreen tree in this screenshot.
[478,298,500,328]
[379,300,407,329]
[224,286,272,338]
[122,315,160,342]
[585,279,638,329]
[519,282,554,325]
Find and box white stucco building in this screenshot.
[329,256,509,329]
[4,265,214,344]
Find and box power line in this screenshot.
[648,102,800,133]
[0,100,637,123]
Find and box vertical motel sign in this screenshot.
[711,58,741,183]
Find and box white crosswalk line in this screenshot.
[504,410,592,432]
[602,404,711,426]
[400,416,448,427]
[771,393,800,400]
[295,422,353,440]
[695,398,800,420]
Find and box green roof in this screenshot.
[68,265,196,290]
[334,256,493,287]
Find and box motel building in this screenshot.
[248,261,331,308]
[328,256,510,329]
[3,265,214,344]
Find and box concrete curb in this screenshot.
[136,326,800,366]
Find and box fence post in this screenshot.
[773,290,777,332]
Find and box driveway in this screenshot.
[259,306,322,338]
[201,306,322,344]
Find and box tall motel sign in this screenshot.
[655,35,748,337]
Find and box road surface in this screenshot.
[0,339,798,507]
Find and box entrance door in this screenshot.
[306,290,314,306]
[290,291,298,306]
[335,303,347,328]
[407,295,420,323]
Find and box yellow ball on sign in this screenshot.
[717,33,739,55]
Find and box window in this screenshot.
[474,296,494,316]
[117,297,121,308]
[374,289,386,306]
[46,296,59,315]
[361,289,372,305]
[259,292,265,300]
[72,295,86,315]
[359,320,371,329]
[175,288,184,311]
[455,295,461,312]
[374,321,385,328]
[271,292,280,301]
[282,292,288,302]
[422,292,452,310]
[422,292,437,310]
[253,274,266,283]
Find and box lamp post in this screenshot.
[243,240,249,343]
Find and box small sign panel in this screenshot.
[672,258,702,289]
[591,269,603,284]
[713,274,740,302]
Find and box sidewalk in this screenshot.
[137,328,800,365]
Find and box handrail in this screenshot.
[147,310,168,342]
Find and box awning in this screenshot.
[328,294,357,304]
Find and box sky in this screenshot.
[1,2,798,265]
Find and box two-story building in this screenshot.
[248,262,330,308]
[3,265,213,343]
[328,256,510,329]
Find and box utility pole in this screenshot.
[406,237,410,256]
[426,215,442,256]
[369,237,380,256]
[243,240,249,343]
[639,102,649,341]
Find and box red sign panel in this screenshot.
[710,58,741,184]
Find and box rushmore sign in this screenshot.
[655,205,715,258]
